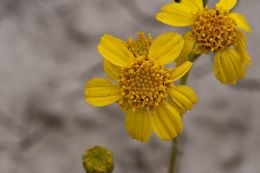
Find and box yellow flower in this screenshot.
[156,0,252,85]
[85,33,198,142]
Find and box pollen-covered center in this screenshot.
[126,33,152,58]
[118,56,173,111]
[192,7,238,52]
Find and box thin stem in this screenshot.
[180,72,189,85]
[168,137,179,173]
[180,53,201,85]
[203,0,208,7]
[168,53,202,173]
[189,53,201,63]
[168,0,207,170]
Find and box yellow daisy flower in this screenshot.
[156,0,252,85]
[85,33,198,142]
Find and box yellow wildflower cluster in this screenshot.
[84,0,252,143]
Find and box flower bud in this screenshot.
[82,146,114,173]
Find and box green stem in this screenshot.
[168,1,207,170]
[180,72,189,85]
[168,53,201,173]
[189,53,201,63]
[168,137,179,173]
[180,53,201,85]
[203,0,208,7]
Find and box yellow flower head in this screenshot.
[156,0,252,85]
[85,33,198,142]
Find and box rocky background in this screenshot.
[0,0,259,173]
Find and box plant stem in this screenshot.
[180,53,201,85]
[189,53,201,63]
[168,0,206,170]
[203,0,208,7]
[168,53,201,173]
[168,137,179,173]
[180,72,189,85]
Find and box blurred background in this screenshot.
[0,0,259,173]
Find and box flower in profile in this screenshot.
[156,0,252,85]
[82,146,114,173]
[85,33,198,142]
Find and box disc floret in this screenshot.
[118,56,173,112]
[192,7,238,53]
[126,33,152,57]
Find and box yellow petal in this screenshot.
[169,61,193,81]
[234,30,251,67]
[168,85,198,114]
[85,78,121,106]
[230,12,252,33]
[169,97,186,115]
[125,109,152,143]
[149,33,184,65]
[103,59,122,80]
[151,104,183,141]
[98,34,133,67]
[156,0,203,27]
[213,48,246,85]
[176,31,195,67]
[216,0,237,11]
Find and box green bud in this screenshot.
[82,146,114,173]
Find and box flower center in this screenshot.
[117,56,173,111]
[192,7,238,52]
[126,33,152,58]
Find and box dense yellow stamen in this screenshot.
[118,56,173,112]
[126,33,152,57]
[192,7,238,52]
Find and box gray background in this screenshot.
[0,0,259,173]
